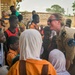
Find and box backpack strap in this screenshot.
[41,64,48,75]
[19,60,27,75]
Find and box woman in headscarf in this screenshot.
[48,49,70,75]
[7,29,56,75]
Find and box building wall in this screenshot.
[0,0,1,18]
[21,12,74,27]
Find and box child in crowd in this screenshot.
[29,14,39,30]
[1,11,10,31]
[4,15,20,65]
[48,49,70,75]
[10,6,20,17]
[4,15,20,40]
[18,15,25,32]
[6,36,19,66]
[41,26,51,60]
[0,29,6,67]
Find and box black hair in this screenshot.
[66,19,72,27]
[52,13,62,21]
[41,26,51,60]
[18,15,23,22]
[43,26,51,36]
[9,15,18,23]
[33,14,39,19]
[7,36,19,47]
[32,14,39,23]
[10,5,14,10]
[32,10,36,15]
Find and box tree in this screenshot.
[72,1,75,11]
[16,2,20,11]
[46,4,65,14]
[46,8,51,12]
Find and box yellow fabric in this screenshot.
[56,26,75,64]
[7,59,57,75]
[7,49,18,66]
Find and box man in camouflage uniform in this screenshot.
[48,13,75,71]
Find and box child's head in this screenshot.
[43,26,51,38]
[9,15,18,29]
[48,49,66,74]
[7,36,19,51]
[0,29,6,43]
[32,10,36,15]
[10,6,16,12]
[2,11,8,17]
[20,26,25,32]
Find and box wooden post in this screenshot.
[0,0,1,18]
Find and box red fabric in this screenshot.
[5,28,19,37]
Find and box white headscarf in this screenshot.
[48,49,70,75]
[19,29,42,60]
[0,65,8,75]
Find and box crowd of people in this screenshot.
[0,5,75,75]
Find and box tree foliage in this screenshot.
[46,8,51,12]
[16,2,20,11]
[46,4,65,14]
[72,1,75,11]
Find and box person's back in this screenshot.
[31,10,36,21]
[7,29,56,75]
[8,59,56,75]
[29,14,39,30]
